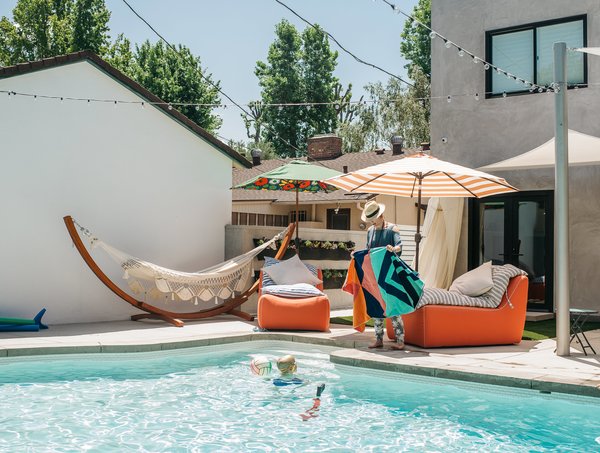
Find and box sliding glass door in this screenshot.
[469,191,554,312]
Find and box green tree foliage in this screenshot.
[301,24,338,140]
[0,0,110,65]
[255,20,303,157]
[400,0,431,78]
[71,0,110,55]
[337,66,430,152]
[108,39,222,133]
[254,20,341,157]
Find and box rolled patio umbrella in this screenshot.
[324,152,518,271]
[234,160,342,247]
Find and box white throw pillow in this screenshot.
[263,254,322,286]
[449,261,493,297]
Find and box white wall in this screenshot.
[0,61,234,324]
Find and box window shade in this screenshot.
[536,20,584,85]
[491,30,534,94]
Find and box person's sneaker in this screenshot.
[368,340,384,349]
[389,342,405,351]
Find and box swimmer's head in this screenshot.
[277,354,297,375]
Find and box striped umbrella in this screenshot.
[324,152,517,271]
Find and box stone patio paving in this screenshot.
[0,315,598,398]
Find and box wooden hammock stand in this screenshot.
[64,215,295,327]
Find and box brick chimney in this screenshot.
[250,148,262,166]
[307,134,342,161]
[391,135,404,155]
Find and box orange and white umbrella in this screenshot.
[324,152,517,270]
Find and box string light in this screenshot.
[379,0,551,93]
[474,93,479,101]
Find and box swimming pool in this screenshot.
[0,341,599,452]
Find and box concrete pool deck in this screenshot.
[0,315,598,399]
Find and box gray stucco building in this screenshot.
[431,0,600,314]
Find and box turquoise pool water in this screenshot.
[0,341,599,452]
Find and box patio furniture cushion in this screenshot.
[262,256,317,287]
[263,254,322,286]
[419,264,526,309]
[257,269,329,332]
[449,261,493,296]
[387,275,529,347]
[261,283,325,298]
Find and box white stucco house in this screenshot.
[0,51,251,324]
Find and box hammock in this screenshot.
[64,216,295,326]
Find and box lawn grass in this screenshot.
[330,316,600,341]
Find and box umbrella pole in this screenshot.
[295,186,300,253]
[415,179,423,272]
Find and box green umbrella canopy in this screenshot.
[234,160,342,192]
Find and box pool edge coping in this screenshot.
[1,331,599,399]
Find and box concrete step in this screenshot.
[526,311,555,322]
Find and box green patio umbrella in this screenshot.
[234,160,342,245]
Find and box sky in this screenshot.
[0,0,419,142]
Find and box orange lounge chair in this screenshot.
[386,275,529,347]
[257,269,330,332]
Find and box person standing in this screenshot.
[361,200,405,351]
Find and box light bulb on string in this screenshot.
[141,102,145,109]
[168,104,173,110]
[484,63,490,70]
[474,93,480,101]
[114,100,117,107]
[472,57,479,64]
[502,91,507,98]
[60,97,64,104]
[429,31,436,39]
[445,40,452,49]
[33,95,37,101]
[447,95,452,103]
[458,49,465,57]
[195,105,200,111]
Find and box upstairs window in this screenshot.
[486,15,586,96]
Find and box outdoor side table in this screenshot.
[569,308,598,355]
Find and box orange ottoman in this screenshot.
[387,276,529,347]
[256,269,330,332]
[257,293,330,331]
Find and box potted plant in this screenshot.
[322,269,348,289]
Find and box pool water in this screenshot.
[0,341,599,452]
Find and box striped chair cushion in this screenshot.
[262,256,318,288]
[416,264,526,309]
[261,283,325,298]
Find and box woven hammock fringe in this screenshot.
[83,225,289,305]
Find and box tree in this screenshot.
[400,0,431,79]
[255,20,303,157]
[254,20,342,157]
[241,101,264,145]
[301,24,338,140]
[0,0,72,64]
[71,0,110,55]
[337,66,430,152]
[127,40,222,133]
[0,0,111,65]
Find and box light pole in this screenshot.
[553,42,571,356]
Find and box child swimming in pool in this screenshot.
[272,355,304,386]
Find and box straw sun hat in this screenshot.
[361,200,386,222]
